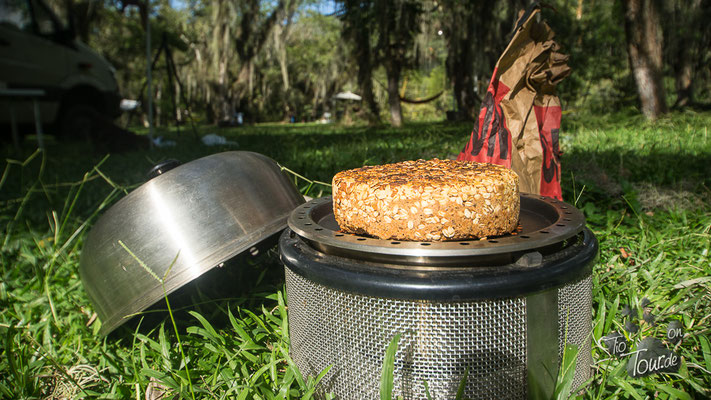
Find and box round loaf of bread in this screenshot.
[332,159,519,241]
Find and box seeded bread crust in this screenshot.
[332,159,519,241]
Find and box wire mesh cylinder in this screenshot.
[285,267,592,399]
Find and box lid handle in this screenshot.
[146,159,181,180]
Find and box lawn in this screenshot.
[1,110,710,399]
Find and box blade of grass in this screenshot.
[454,367,469,400]
[280,347,305,388]
[609,377,644,400]
[22,330,91,398]
[158,324,171,371]
[118,240,162,283]
[699,335,711,372]
[0,148,42,191]
[653,382,692,400]
[118,243,194,400]
[554,343,579,400]
[423,380,433,400]
[160,254,195,400]
[380,333,401,400]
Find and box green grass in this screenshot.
[1,111,710,399]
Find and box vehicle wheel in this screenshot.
[59,104,99,141]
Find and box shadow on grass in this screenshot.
[561,148,711,209]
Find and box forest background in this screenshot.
[47,0,711,127]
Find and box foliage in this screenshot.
[543,0,633,113]
[43,0,711,126]
[1,111,711,398]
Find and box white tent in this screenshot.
[332,91,362,101]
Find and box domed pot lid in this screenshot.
[79,151,304,335]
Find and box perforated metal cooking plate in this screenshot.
[288,193,585,266]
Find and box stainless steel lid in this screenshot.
[80,151,304,335]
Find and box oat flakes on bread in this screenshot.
[332,159,520,241]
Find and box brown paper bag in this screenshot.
[457,5,570,200]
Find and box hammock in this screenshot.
[375,78,444,105]
[399,90,444,104]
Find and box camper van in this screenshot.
[0,0,122,140]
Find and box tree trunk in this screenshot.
[576,0,584,20]
[274,25,290,92]
[356,33,380,123]
[674,51,693,108]
[273,24,291,121]
[272,3,298,121]
[343,0,380,123]
[155,81,162,127]
[622,0,667,120]
[359,65,380,122]
[374,0,420,127]
[210,0,287,122]
[211,0,233,123]
[666,0,703,109]
[442,1,493,120]
[386,61,403,127]
[67,0,102,43]
[217,57,231,122]
[448,33,478,119]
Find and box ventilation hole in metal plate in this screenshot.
[391,241,401,245]
[540,230,549,234]
[420,243,431,246]
[335,233,344,237]
[564,211,572,214]
[357,238,367,241]
[556,224,566,227]
[315,228,323,231]
[519,235,530,239]
[459,242,470,246]
[564,218,572,222]
[305,223,312,226]
[298,217,304,219]
[488,240,498,243]
[561,206,568,209]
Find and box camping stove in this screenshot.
[279,194,597,400]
